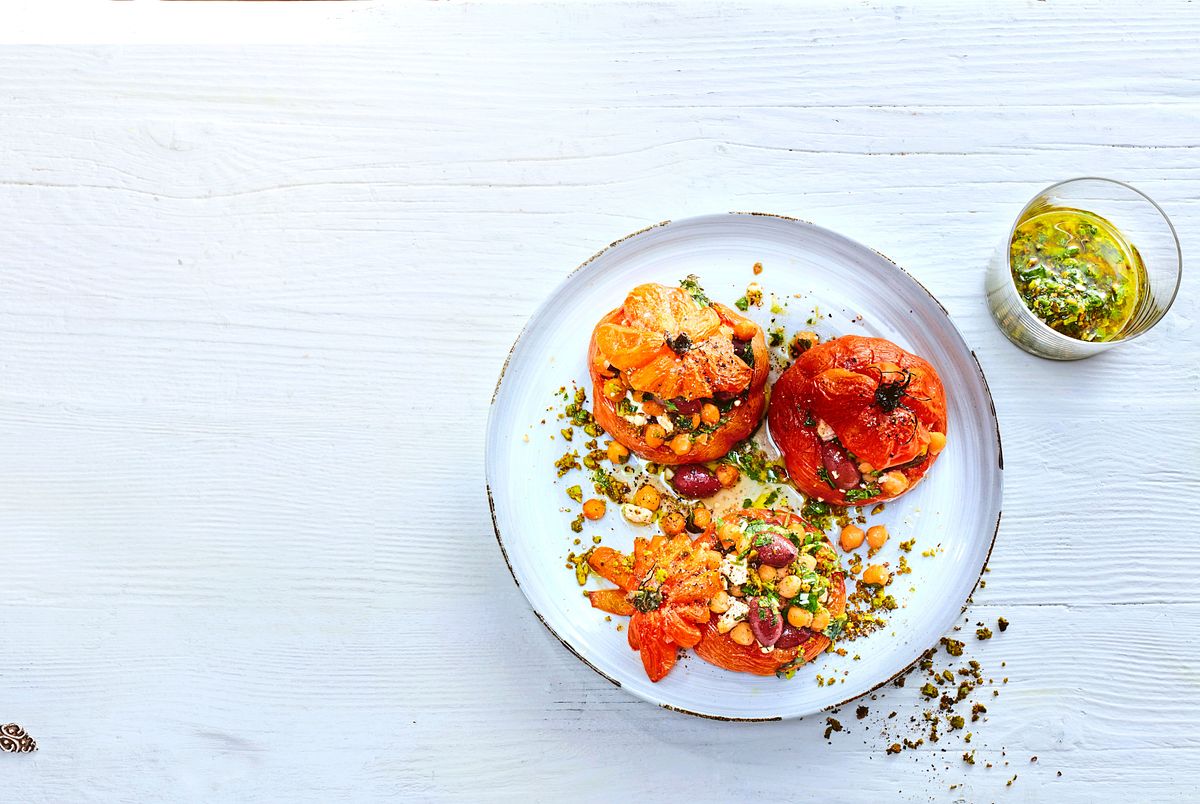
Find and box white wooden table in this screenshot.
[2,3,1198,801]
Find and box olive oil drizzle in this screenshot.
[1009,207,1143,342]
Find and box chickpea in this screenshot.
[715,518,741,548]
[858,461,875,475]
[758,564,777,583]
[787,606,813,628]
[695,433,711,446]
[878,471,909,497]
[839,525,865,552]
[701,403,721,425]
[606,441,630,464]
[709,590,731,614]
[668,434,692,455]
[810,608,832,632]
[582,498,606,520]
[642,398,665,417]
[644,423,667,448]
[866,524,889,550]
[796,553,818,571]
[777,574,802,598]
[862,564,890,587]
[929,431,947,454]
[736,535,751,554]
[729,584,743,597]
[715,464,740,488]
[704,550,722,570]
[730,621,755,646]
[732,319,759,340]
[602,378,626,401]
[660,511,686,536]
[632,484,662,512]
[691,505,712,531]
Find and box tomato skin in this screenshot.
[694,617,800,675]
[588,589,636,616]
[589,306,769,465]
[634,610,679,682]
[767,335,947,506]
[588,546,634,590]
[587,533,722,683]
[692,509,846,676]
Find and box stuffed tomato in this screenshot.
[692,508,846,676]
[768,335,948,506]
[585,508,845,682]
[589,279,769,464]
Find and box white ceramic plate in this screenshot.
[486,213,1002,720]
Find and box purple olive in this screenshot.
[820,440,861,491]
[671,398,702,415]
[775,624,817,650]
[669,464,722,498]
[754,532,798,567]
[747,597,783,646]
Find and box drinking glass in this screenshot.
[986,178,1181,360]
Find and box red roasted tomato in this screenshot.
[768,335,948,506]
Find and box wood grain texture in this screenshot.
[0,1,1198,801]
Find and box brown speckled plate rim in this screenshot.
[485,212,1003,721]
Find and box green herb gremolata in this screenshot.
[1009,208,1143,342]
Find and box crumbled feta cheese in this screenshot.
[720,553,749,586]
[624,413,647,427]
[657,415,673,433]
[621,504,654,525]
[717,598,749,633]
[816,419,836,442]
[792,592,810,609]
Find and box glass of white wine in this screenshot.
[986,178,1181,360]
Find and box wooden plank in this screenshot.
[2,602,1194,800]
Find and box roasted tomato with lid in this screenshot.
[768,335,948,506]
[586,533,723,682]
[589,278,769,465]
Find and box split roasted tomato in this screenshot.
[586,533,723,682]
[692,509,846,676]
[589,281,769,465]
[768,335,948,506]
